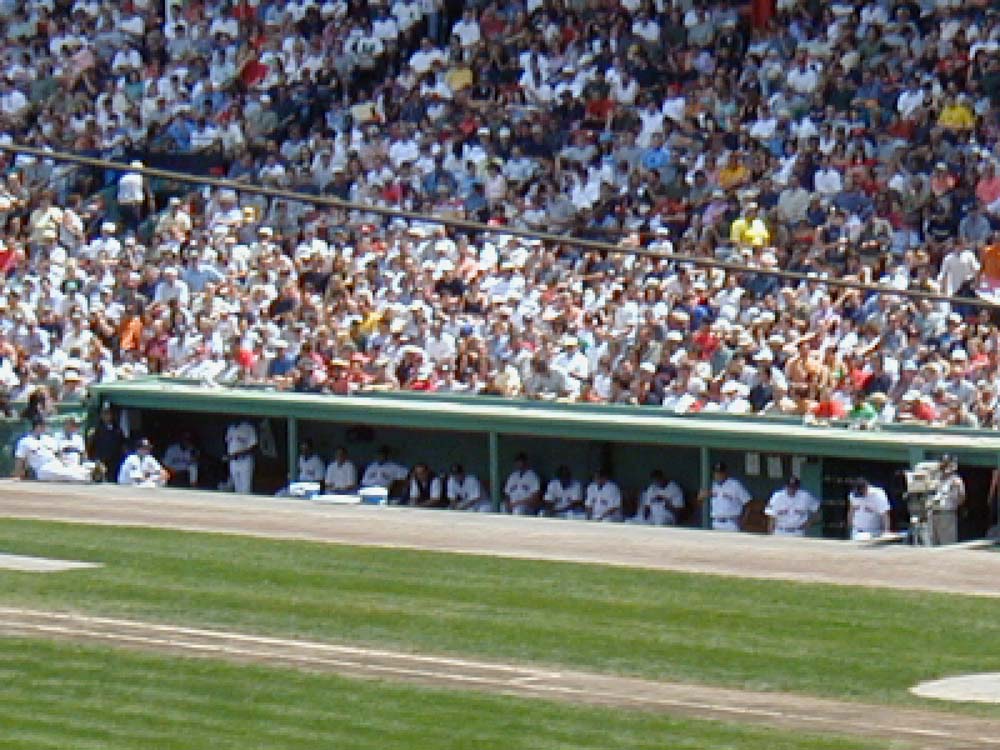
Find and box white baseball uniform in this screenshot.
[448,473,489,512]
[282,452,327,498]
[225,421,258,494]
[849,485,890,539]
[710,477,752,531]
[297,454,326,482]
[505,468,541,515]
[765,487,820,536]
[543,478,585,519]
[56,430,87,466]
[585,480,622,521]
[360,460,408,489]
[15,433,93,483]
[117,452,166,487]
[635,480,684,525]
[324,459,358,492]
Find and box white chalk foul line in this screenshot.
[0,607,995,748]
[0,607,561,679]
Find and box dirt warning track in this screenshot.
[0,481,998,598]
[0,606,996,750]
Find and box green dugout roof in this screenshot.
[91,379,1000,467]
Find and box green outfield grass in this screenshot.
[0,519,998,712]
[0,637,888,750]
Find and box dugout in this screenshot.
[85,379,1000,540]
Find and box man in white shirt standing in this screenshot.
[585,468,622,522]
[117,160,148,230]
[938,245,981,296]
[324,446,358,493]
[848,477,891,540]
[224,420,258,494]
[447,464,489,512]
[699,462,752,531]
[117,438,169,487]
[765,476,820,536]
[632,469,685,525]
[504,452,541,515]
[543,465,586,519]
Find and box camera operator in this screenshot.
[929,456,965,545]
[847,478,891,540]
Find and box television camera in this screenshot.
[902,457,957,546]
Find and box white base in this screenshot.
[911,673,1000,704]
[0,553,102,572]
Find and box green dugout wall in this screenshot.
[87,379,1000,539]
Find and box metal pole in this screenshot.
[700,446,711,529]
[287,417,298,485]
[489,432,500,512]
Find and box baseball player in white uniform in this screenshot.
[504,453,541,515]
[360,447,408,489]
[281,439,326,497]
[700,462,752,531]
[542,466,586,519]
[848,478,891,540]
[13,418,95,483]
[765,476,820,536]
[632,470,685,525]
[55,417,88,466]
[324,446,358,493]
[447,464,490,512]
[117,438,169,487]
[585,469,622,522]
[224,420,258,494]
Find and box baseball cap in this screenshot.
[712,461,727,472]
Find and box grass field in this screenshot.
[0,519,998,716]
[0,637,893,750]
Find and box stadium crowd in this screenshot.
[1,0,1000,428]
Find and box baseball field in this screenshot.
[0,483,998,749]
